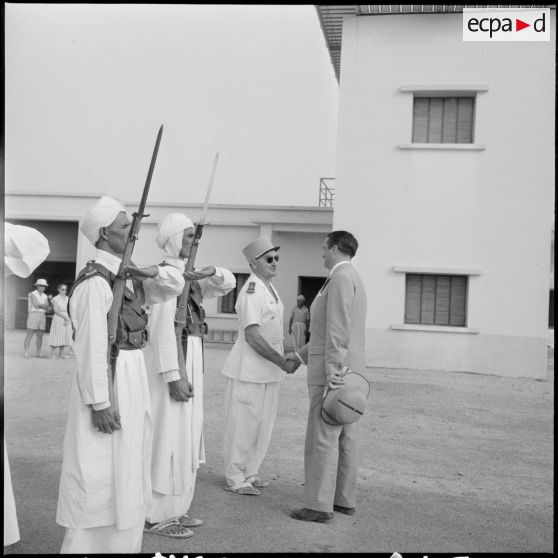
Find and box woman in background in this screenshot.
[49,283,73,358]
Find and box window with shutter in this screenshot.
[219,273,249,314]
[412,96,474,144]
[405,273,468,327]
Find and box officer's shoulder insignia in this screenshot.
[246,281,256,294]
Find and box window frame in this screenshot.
[391,266,481,334]
[398,84,488,151]
[404,273,469,327]
[218,272,250,314]
[412,95,476,145]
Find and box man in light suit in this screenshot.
[287,230,367,523]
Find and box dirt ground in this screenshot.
[3,329,554,554]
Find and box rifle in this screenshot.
[105,124,164,415]
[174,152,219,384]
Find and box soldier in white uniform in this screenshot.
[221,237,298,495]
[56,196,183,554]
[142,213,235,538]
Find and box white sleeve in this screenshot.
[198,267,236,300]
[146,299,181,377]
[70,276,113,406]
[142,264,185,305]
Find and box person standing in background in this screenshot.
[49,283,73,358]
[288,295,310,352]
[24,278,50,358]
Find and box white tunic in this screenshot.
[221,273,285,383]
[143,262,235,504]
[56,249,182,531]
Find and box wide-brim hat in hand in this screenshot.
[321,369,370,426]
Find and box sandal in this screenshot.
[178,514,204,527]
[248,477,270,488]
[144,518,194,538]
[224,485,261,496]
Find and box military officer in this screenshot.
[221,237,297,495]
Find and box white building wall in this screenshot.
[334,13,555,378]
[5,192,332,343]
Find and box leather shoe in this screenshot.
[333,504,356,515]
[290,508,333,523]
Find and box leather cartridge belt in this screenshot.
[179,321,206,338]
[116,329,148,350]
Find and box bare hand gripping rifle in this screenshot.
[106,124,164,415]
[174,152,220,384]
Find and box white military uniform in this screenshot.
[222,272,284,489]
[144,259,235,522]
[56,249,182,554]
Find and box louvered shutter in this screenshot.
[405,273,468,327]
[412,96,474,144]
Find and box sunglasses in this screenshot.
[262,255,280,264]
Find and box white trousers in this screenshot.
[145,337,204,524]
[60,519,144,554]
[223,378,280,489]
[291,322,307,352]
[147,474,197,523]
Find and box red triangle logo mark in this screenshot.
[516,19,530,32]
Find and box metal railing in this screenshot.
[319,178,335,208]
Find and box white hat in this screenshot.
[321,370,370,426]
[80,196,126,245]
[35,278,49,287]
[242,237,280,263]
[156,213,194,258]
[4,223,50,278]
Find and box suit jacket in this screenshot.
[299,261,367,386]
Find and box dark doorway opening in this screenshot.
[549,289,554,329]
[14,261,77,330]
[298,276,327,342]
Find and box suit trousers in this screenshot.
[304,384,359,512]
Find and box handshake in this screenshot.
[281,352,303,374]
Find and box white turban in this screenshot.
[80,196,126,245]
[4,223,50,278]
[156,213,194,259]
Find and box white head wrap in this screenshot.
[4,223,50,278]
[156,213,194,259]
[80,196,126,245]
